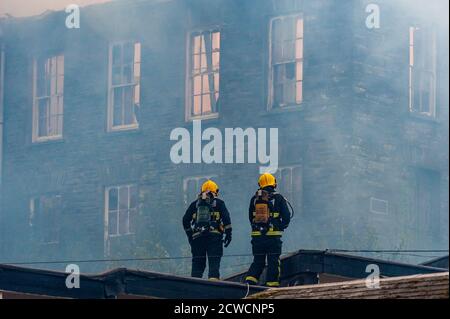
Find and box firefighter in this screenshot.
[245,173,291,287]
[183,180,232,280]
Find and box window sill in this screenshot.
[38,241,60,246]
[263,104,304,116]
[408,112,439,124]
[108,232,135,238]
[31,136,64,145]
[107,124,140,134]
[186,112,219,122]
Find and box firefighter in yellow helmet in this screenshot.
[245,173,291,287]
[182,180,232,280]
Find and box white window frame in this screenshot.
[183,175,218,207]
[408,26,437,118]
[370,197,389,215]
[32,55,64,142]
[185,28,221,122]
[268,14,304,111]
[107,41,141,132]
[104,184,137,238]
[274,164,302,210]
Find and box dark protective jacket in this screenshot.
[248,186,291,237]
[183,197,232,239]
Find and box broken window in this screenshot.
[106,184,138,237]
[409,26,437,117]
[33,55,64,141]
[188,30,220,119]
[183,175,217,207]
[29,194,61,244]
[108,42,141,130]
[275,165,302,213]
[270,15,303,109]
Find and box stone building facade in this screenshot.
[0,0,447,275]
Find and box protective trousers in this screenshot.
[191,233,223,279]
[246,236,282,286]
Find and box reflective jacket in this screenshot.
[248,187,290,237]
[183,197,232,239]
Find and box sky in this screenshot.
[0,0,112,17]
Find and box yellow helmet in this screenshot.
[258,173,277,189]
[201,180,219,194]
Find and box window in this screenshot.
[269,15,304,109]
[33,55,64,142]
[274,165,302,212]
[187,30,220,120]
[108,42,141,131]
[183,175,217,207]
[105,184,138,237]
[29,195,61,244]
[409,26,437,117]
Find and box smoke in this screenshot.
[0,0,447,277]
[0,0,112,18]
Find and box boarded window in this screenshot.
[415,169,441,240]
[409,27,437,117]
[29,195,61,244]
[275,165,302,213]
[108,42,141,130]
[33,55,64,141]
[188,30,220,118]
[270,15,303,108]
[106,184,138,237]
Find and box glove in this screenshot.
[223,229,232,248]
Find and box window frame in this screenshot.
[369,197,389,215]
[185,27,221,122]
[32,55,64,143]
[274,164,302,212]
[408,26,437,118]
[182,174,218,207]
[107,41,141,132]
[268,13,304,111]
[104,184,138,239]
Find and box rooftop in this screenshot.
[0,263,265,299]
[225,250,448,286]
[1,250,447,299]
[248,272,449,299]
